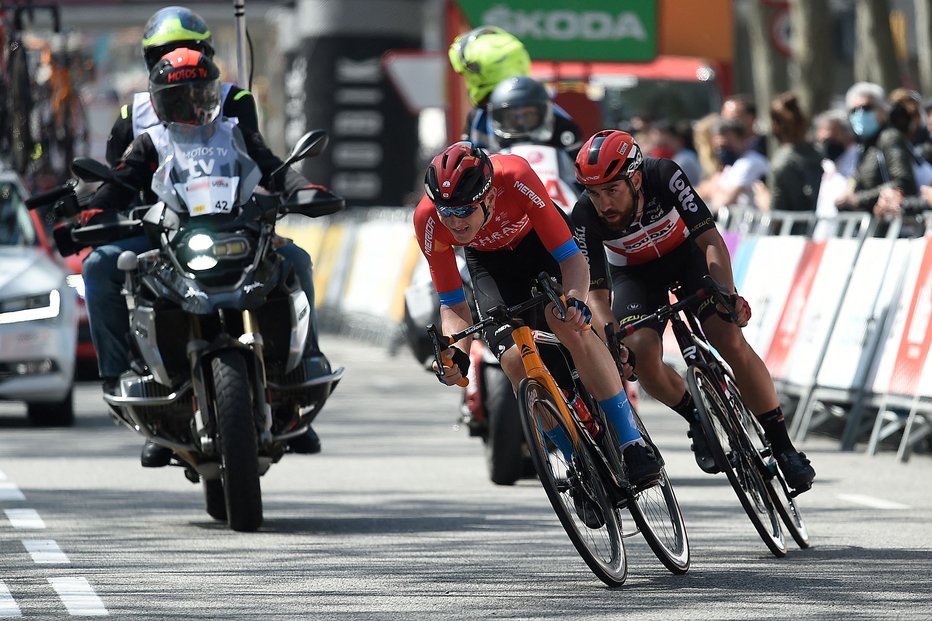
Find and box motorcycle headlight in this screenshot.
[185,233,218,271]
[0,290,61,324]
[175,229,254,274]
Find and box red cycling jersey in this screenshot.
[414,153,577,304]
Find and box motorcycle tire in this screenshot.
[211,350,263,532]
[203,479,227,521]
[483,365,524,486]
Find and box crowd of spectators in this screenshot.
[631,82,932,234]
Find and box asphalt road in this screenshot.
[0,336,930,619]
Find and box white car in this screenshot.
[0,169,77,425]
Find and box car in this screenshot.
[0,167,78,426]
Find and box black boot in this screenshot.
[140,440,173,467]
[288,426,322,454]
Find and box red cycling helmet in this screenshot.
[574,129,643,185]
[424,142,494,216]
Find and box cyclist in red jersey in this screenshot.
[414,141,662,493]
[571,129,815,492]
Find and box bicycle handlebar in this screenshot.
[618,275,735,337]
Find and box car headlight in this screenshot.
[0,290,61,324]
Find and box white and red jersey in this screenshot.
[414,153,577,305]
[571,157,717,288]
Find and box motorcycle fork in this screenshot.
[187,318,215,454]
[241,309,274,443]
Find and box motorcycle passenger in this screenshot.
[415,141,663,514]
[448,26,581,156]
[83,48,328,466]
[570,129,816,492]
[99,6,326,457]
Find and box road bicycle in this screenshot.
[614,275,810,557]
[428,272,689,587]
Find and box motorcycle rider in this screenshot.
[416,141,663,516]
[448,26,581,156]
[84,47,330,466]
[96,6,327,460]
[570,129,816,492]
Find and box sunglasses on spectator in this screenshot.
[850,103,875,113]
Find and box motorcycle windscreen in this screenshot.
[150,121,262,217]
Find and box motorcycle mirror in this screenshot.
[71,158,114,183]
[270,130,329,179]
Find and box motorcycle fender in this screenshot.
[286,289,311,373]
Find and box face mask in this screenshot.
[821,139,846,162]
[849,108,880,140]
[716,147,739,167]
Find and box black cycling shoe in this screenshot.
[140,440,173,468]
[688,421,720,474]
[623,442,663,488]
[288,425,322,454]
[775,449,815,490]
[570,471,605,529]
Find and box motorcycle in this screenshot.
[27,128,344,531]
[402,142,580,486]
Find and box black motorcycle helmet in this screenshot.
[487,76,555,147]
[149,48,221,125]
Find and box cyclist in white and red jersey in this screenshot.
[571,129,815,492]
[414,141,662,497]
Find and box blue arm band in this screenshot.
[439,287,466,307]
[550,238,580,263]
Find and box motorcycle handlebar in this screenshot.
[25,183,75,210]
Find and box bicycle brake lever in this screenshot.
[426,323,468,387]
[536,272,567,319]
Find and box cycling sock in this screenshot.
[599,391,642,446]
[545,426,575,462]
[671,391,698,424]
[759,407,793,453]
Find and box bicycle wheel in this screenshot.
[517,378,628,587]
[724,376,810,549]
[624,408,690,574]
[687,365,786,557]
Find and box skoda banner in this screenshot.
[456,0,657,62]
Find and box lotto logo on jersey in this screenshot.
[668,169,698,212]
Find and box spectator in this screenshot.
[722,93,767,156]
[814,109,859,178]
[708,118,770,212]
[921,98,932,164]
[834,82,917,217]
[693,113,722,203]
[650,120,702,185]
[874,89,932,219]
[766,92,823,213]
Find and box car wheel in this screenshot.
[27,389,75,427]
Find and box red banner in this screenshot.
[888,238,932,396]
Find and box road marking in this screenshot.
[837,493,910,510]
[48,578,108,617]
[0,484,25,502]
[0,581,22,617]
[4,509,45,529]
[0,469,6,481]
[22,540,69,564]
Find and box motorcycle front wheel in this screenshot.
[211,350,263,532]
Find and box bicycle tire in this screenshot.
[724,376,810,549]
[687,365,787,557]
[517,377,628,587]
[625,408,690,574]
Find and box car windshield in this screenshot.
[0,181,37,247]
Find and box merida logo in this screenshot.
[424,217,435,255]
[514,181,546,208]
[482,8,648,41]
[668,169,698,212]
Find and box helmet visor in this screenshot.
[151,80,221,125]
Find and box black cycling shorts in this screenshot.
[610,240,717,335]
[465,228,561,360]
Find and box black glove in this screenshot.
[436,346,470,385]
[565,296,592,325]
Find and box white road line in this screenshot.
[4,509,46,530]
[0,484,25,502]
[0,581,22,617]
[0,469,7,481]
[48,578,108,617]
[837,493,911,510]
[22,539,70,564]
